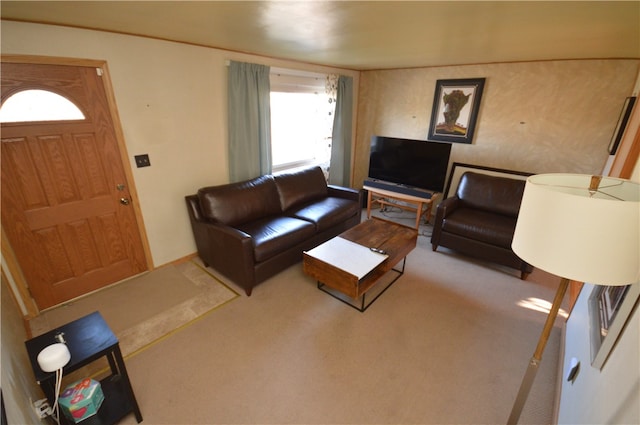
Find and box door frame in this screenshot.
[1,54,153,318]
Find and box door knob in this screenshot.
[120,197,130,205]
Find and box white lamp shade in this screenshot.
[512,174,639,286]
[37,343,71,372]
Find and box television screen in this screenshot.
[367,136,452,193]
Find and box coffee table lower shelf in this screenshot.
[316,257,407,312]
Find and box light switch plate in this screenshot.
[134,154,151,168]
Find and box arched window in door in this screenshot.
[0,89,85,123]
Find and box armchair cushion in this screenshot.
[441,208,518,248]
[456,172,526,216]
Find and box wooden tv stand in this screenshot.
[363,184,440,229]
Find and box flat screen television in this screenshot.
[367,136,452,193]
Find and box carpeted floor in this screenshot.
[108,209,566,425]
[28,260,239,379]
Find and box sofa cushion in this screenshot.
[274,166,328,211]
[288,197,360,231]
[456,172,526,217]
[442,208,517,248]
[237,216,316,262]
[197,176,282,227]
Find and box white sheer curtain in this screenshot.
[328,75,353,187]
[227,61,272,182]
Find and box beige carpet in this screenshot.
[29,260,239,369]
[111,210,565,425]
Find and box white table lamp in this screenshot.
[36,340,71,424]
[37,343,70,372]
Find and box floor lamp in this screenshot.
[507,174,639,424]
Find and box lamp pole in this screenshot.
[507,277,570,424]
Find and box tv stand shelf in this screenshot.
[364,184,440,229]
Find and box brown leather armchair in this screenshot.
[431,171,533,279]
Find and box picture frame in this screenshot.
[608,96,636,155]
[588,283,639,369]
[428,78,486,144]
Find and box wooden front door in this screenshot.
[1,62,148,310]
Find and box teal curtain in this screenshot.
[227,61,272,182]
[328,75,353,187]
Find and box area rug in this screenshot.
[29,260,239,367]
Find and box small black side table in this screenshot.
[25,311,143,424]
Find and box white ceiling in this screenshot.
[2,1,639,70]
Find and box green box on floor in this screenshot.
[59,378,104,423]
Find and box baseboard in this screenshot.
[552,321,567,425]
[161,253,199,268]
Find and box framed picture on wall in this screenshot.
[428,78,485,144]
[588,283,639,369]
[608,96,636,155]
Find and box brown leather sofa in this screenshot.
[185,166,362,295]
[430,171,533,279]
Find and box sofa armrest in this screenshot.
[204,223,253,265]
[436,196,461,219]
[185,195,256,292]
[328,185,362,204]
[431,196,461,249]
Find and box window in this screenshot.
[0,89,85,123]
[270,69,336,174]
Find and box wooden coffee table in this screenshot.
[303,217,418,311]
